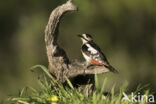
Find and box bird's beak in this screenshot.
[77,34,83,38]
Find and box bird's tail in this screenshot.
[104,65,119,74]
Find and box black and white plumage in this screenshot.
[78,34,118,73]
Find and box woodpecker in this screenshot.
[78,34,118,73]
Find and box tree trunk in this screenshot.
[45,0,110,95]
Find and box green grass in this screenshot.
[8,65,151,104]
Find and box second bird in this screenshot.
[78,34,118,73]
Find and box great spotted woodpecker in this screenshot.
[78,34,118,73]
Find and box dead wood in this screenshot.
[44,0,110,94]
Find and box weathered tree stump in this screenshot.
[45,0,110,95]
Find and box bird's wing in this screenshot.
[87,42,118,73]
[86,41,110,66]
[82,41,118,73]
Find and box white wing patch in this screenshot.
[86,44,98,54]
[82,52,91,62]
[85,43,104,64]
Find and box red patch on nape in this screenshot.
[89,60,103,65]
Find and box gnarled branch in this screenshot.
[44,0,111,94]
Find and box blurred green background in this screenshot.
[0,0,156,102]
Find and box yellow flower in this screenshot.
[51,103,57,104]
[48,96,58,103]
[51,96,58,101]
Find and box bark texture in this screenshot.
[45,0,110,94]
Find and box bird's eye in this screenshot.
[86,34,92,39]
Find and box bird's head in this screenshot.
[77,34,93,44]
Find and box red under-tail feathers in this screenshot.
[89,60,119,73]
[89,60,103,65]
